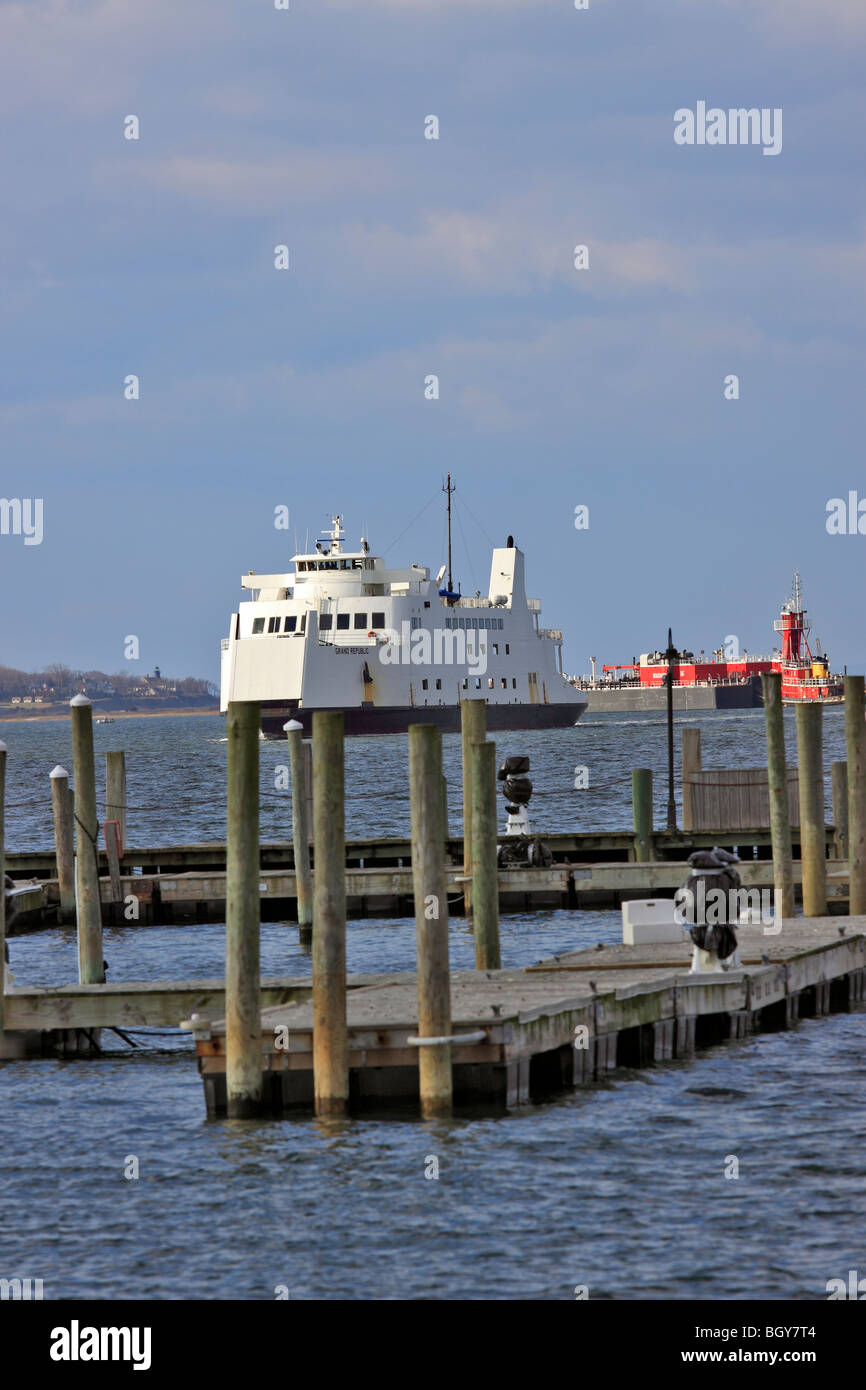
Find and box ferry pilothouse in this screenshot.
[220,509,587,737]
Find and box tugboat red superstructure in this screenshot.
[773,572,843,703]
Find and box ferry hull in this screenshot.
[259,700,587,738]
[581,680,763,713]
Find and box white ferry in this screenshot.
[220,500,586,737]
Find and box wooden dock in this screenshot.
[192,916,866,1116]
[5,841,852,929]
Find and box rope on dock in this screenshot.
[407,1030,487,1046]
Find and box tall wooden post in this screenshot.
[304,741,313,846]
[409,724,452,1117]
[0,741,6,1037]
[681,727,701,833]
[70,695,103,984]
[762,673,794,921]
[284,720,313,942]
[795,703,827,917]
[225,701,262,1117]
[49,765,75,919]
[632,769,653,862]
[105,751,126,852]
[312,711,348,1116]
[441,774,450,843]
[831,761,848,860]
[844,676,866,915]
[470,739,501,970]
[461,700,486,912]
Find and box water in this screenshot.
[1,704,850,850]
[1,709,864,1300]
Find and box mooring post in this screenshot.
[303,741,314,846]
[441,773,450,844]
[225,700,262,1118]
[0,740,6,1036]
[831,761,848,860]
[681,727,701,833]
[795,703,827,917]
[632,769,653,862]
[49,765,76,920]
[470,739,501,970]
[844,676,866,915]
[762,673,794,921]
[105,751,126,852]
[312,710,348,1117]
[284,720,313,943]
[70,695,103,984]
[461,699,486,912]
[409,724,453,1117]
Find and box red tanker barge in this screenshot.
[573,574,844,712]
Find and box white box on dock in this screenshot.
[621,899,686,946]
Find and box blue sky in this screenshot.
[1,0,864,682]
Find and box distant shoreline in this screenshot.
[0,706,221,724]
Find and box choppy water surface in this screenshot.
[1,710,864,1299]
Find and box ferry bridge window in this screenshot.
[512,678,517,689]
[353,613,368,629]
[320,614,332,630]
[475,677,482,689]
[458,617,465,628]
[337,614,350,630]
[488,678,494,689]
[500,678,507,689]
[492,643,499,656]
[284,615,297,632]
[252,618,265,635]
[299,615,306,633]
[372,612,385,627]
[268,616,280,633]
[435,679,442,690]
[505,644,510,654]
[498,619,504,629]
[462,678,468,690]
[297,562,307,572]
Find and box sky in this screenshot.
[1,0,864,684]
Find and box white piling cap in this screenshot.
[0,740,7,752]
[283,719,303,731]
[50,765,69,779]
[70,693,92,707]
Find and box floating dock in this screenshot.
[192,916,866,1116]
[5,826,848,928]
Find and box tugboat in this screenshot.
[773,573,843,702]
[220,482,587,737]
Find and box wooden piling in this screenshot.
[49,765,75,919]
[0,740,6,1036]
[681,727,701,833]
[461,700,486,911]
[312,711,348,1116]
[225,701,262,1117]
[795,702,827,917]
[409,724,452,1116]
[844,676,866,915]
[762,673,794,921]
[105,751,126,852]
[303,741,313,846]
[470,739,501,970]
[284,720,313,941]
[70,695,103,984]
[831,761,848,860]
[441,774,450,842]
[632,769,653,863]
